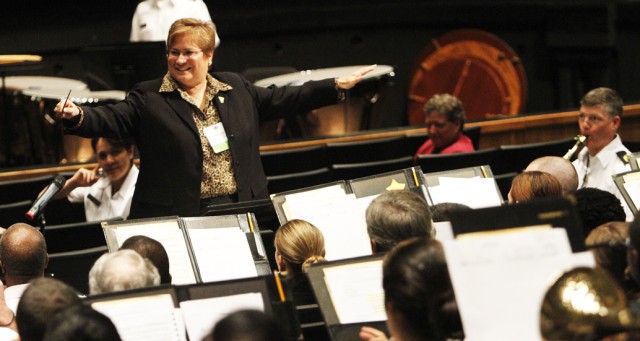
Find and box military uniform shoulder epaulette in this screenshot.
[616,151,630,164]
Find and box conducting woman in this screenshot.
[55,18,374,219]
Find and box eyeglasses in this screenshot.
[167,49,203,59]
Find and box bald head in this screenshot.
[0,223,48,285]
[525,156,579,195]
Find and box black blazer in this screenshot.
[66,72,337,218]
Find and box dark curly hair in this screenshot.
[574,187,626,237]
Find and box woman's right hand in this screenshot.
[54,99,81,119]
[68,168,100,188]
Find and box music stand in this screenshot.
[448,196,586,252]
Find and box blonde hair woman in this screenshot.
[274,219,326,305]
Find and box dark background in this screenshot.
[1,0,639,129]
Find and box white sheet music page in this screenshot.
[282,184,347,220]
[429,176,503,208]
[323,259,386,324]
[113,220,197,285]
[285,192,372,260]
[187,227,258,282]
[180,292,264,341]
[433,221,455,241]
[442,228,584,341]
[92,294,185,341]
[623,172,640,211]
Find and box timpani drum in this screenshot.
[255,65,394,139]
[4,76,88,91]
[20,88,127,164]
[2,76,89,166]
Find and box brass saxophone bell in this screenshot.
[540,267,640,340]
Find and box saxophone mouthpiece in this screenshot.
[563,135,586,160]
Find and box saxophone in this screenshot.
[562,135,586,160]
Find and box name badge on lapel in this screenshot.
[203,122,230,153]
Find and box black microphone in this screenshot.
[25,175,66,220]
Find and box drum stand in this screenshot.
[0,57,42,167]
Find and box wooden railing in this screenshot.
[3,104,640,181]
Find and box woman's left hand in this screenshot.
[336,64,377,89]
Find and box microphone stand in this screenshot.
[37,211,46,236]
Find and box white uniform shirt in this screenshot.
[130,0,220,47]
[573,134,633,220]
[68,165,139,222]
[4,283,29,314]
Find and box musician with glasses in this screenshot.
[55,18,375,219]
[52,137,138,222]
[572,87,633,220]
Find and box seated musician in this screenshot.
[53,137,138,222]
[274,219,326,306]
[414,94,474,159]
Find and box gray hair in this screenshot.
[580,87,624,119]
[88,249,160,295]
[365,190,433,252]
[424,94,466,128]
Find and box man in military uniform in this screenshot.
[572,87,632,220]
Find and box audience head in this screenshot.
[88,249,160,295]
[16,277,82,341]
[383,237,462,341]
[42,304,121,341]
[274,219,326,276]
[508,171,563,203]
[429,202,472,223]
[120,235,171,284]
[210,309,285,341]
[574,187,626,237]
[585,222,629,289]
[423,94,466,151]
[366,190,433,253]
[525,156,579,195]
[579,87,623,156]
[0,223,48,286]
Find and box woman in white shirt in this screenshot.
[54,137,138,222]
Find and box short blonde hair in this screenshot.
[274,219,326,273]
[167,18,216,54]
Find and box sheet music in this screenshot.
[622,172,640,211]
[323,259,386,324]
[442,228,582,341]
[433,221,454,241]
[180,292,264,341]
[187,227,258,282]
[428,176,503,208]
[112,220,197,285]
[282,184,347,220]
[92,294,185,341]
[285,192,372,260]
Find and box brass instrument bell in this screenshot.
[540,267,640,340]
